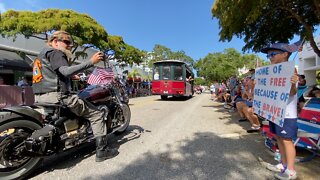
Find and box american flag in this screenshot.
[287,39,305,52]
[87,67,114,85]
[255,58,261,68]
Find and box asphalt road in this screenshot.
[30,93,319,180]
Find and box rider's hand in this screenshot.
[90,52,105,64]
[72,75,80,80]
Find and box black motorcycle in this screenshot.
[0,67,130,179]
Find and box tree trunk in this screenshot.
[308,37,320,58]
[281,5,320,57]
[305,24,320,57]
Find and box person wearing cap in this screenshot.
[261,43,299,180]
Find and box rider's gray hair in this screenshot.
[47,31,72,47]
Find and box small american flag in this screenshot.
[287,39,305,52]
[87,67,114,85]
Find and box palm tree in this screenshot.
[128,68,142,83]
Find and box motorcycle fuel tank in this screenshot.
[78,85,111,102]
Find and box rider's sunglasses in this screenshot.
[266,51,284,59]
[58,39,73,46]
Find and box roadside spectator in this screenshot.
[228,84,242,113]
[308,86,320,98]
[154,71,159,80]
[0,76,4,85]
[17,76,29,87]
[235,78,261,130]
[229,75,238,98]
[223,90,231,108]
[214,82,220,100]
[313,88,320,98]
[132,86,136,98]
[297,75,307,113]
[210,83,215,100]
[261,43,299,180]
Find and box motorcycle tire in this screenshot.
[161,95,168,100]
[115,103,131,135]
[0,119,43,180]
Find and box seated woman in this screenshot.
[228,85,243,112]
[223,90,232,108]
[235,82,261,130]
[236,102,261,130]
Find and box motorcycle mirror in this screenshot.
[106,50,115,56]
[103,50,115,60]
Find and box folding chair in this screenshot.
[294,97,320,162]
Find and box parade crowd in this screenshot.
[209,43,320,180]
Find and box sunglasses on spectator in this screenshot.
[58,39,73,46]
[266,51,284,59]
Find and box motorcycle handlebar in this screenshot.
[100,50,115,62]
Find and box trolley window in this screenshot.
[162,65,171,80]
[174,65,183,80]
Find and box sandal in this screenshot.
[238,118,248,122]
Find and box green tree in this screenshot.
[106,36,144,65]
[0,9,108,49]
[151,44,172,61]
[212,0,320,57]
[121,44,145,66]
[128,68,142,82]
[194,48,261,82]
[148,44,194,67]
[0,9,144,64]
[170,50,194,66]
[194,77,207,86]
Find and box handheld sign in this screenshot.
[253,61,295,127]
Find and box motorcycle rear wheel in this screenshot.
[115,103,131,135]
[0,119,43,180]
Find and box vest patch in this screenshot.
[32,58,43,83]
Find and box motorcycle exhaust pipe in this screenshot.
[109,125,123,134]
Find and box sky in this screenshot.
[0,0,318,63]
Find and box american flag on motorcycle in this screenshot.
[87,67,114,85]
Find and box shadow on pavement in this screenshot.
[27,125,145,179]
[154,96,191,101]
[81,131,274,180]
[82,128,319,180]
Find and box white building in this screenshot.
[298,36,320,86]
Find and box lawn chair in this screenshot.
[260,98,320,162]
[294,97,320,162]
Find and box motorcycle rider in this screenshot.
[32,30,119,162]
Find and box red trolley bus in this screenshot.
[152,60,194,100]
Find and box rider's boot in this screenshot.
[95,135,119,162]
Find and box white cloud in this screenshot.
[0,3,6,13]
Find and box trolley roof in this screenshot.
[153,60,193,74]
[153,60,186,64]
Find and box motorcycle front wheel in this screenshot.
[0,119,43,180]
